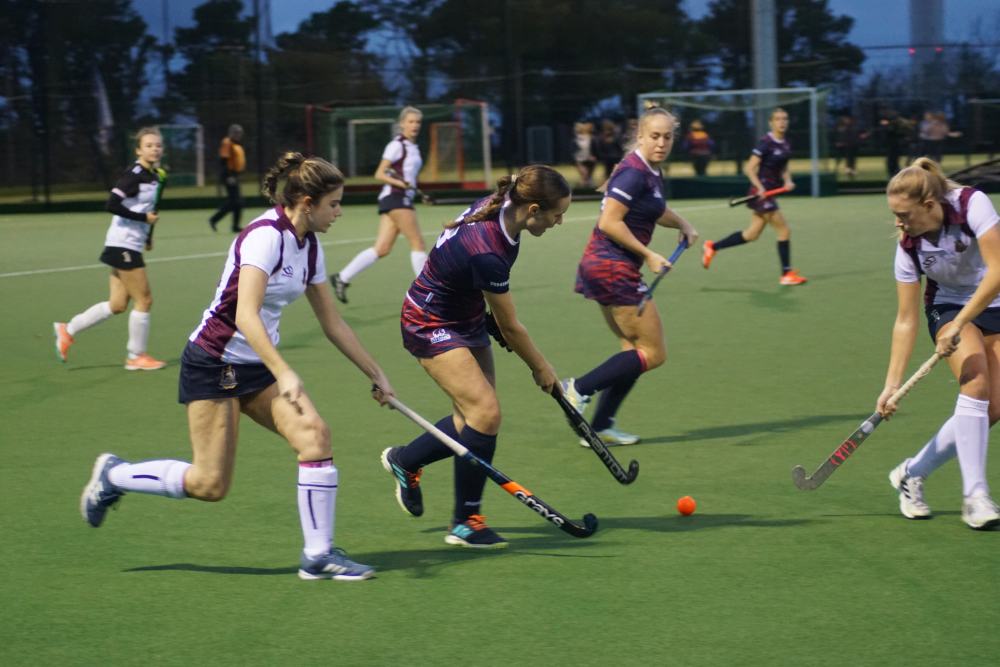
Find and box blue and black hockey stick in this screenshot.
[636,239,688,315]
[387,396,598,538]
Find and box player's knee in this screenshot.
[469,399,501,433]
[135,295,153,311]
[743,230,760,242]
[296,417,332,461]
[640,346,667,370]
[959,374,990,401]
[108,300,128,315]
[187,472,230,502]
[374,245,391,258]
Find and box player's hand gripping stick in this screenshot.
[729,186,788,207]
[637,239,688,316]
[387,396,598,538]
[386,167,434,204]
[792,343,955,490]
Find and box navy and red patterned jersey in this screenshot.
[405,196,521,326]
[752,133,792,190]
[584,151,666,266]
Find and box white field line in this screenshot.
[0,202,728,279]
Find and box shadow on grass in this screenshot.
[699,286,799,311]
[641,413,872,446]
[820,511,961,517]
[124,563,297,576]
[599,514,811,533]
[68,357,182,372]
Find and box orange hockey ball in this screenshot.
[677,496,696,516]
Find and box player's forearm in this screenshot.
[323,317,385,381]
[886,319,919,388]
[500,320,548,372]
[598,218,652,259]
[656,208,689,229]
[236,308,291,378]
[953,270,1000,330]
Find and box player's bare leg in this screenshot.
[114,267,164,369]
[387,207,428,276]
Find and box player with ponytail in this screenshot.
[880,157,1000,529]
[381,165,572,549]
[80,152,396,580]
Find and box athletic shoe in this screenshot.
[962,491,1000,531]
[580,419,640,448]
[232,226,243,233]
[124,354,167,371]
[330,273,349,303]
[701,240,716,269]
[53,322,74,362]
[560,378,591,416]
[80,453,125,528]
[298,548,375,581]
[445,515,508,549]
[208,217,218,232]
[381,446,423,517]
[779,269,808,285]
[889,462,932,519]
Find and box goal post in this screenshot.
[155,124,205,187]
[637,87,830,197]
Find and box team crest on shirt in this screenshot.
[281,265,294,278]
[219,365,237,390]
[430,328,452,344]
[955,239,968,253]
[923,256,937,269]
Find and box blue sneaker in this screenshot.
[445,515,508,549]
[298,548,375,581]
[80,453,125,528]
[381,446,423,517]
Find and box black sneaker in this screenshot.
[330,273,349,303]
[445,515,508,549]
[381,447,423,517]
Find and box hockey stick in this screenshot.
[387,167,435,204]
[792,344,954,490]
[552,387,639,485]
[145,167,166,245]
[636,239,688,316]
[729,186,788,207]
[387,396,598,538]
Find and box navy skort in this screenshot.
[100,246,145,270]
[926,303,1000,342]
[178,341,276,404]
[378,192,414,214]
[400,298,490,358]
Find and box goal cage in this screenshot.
[155,124,205,187]
[305,100,492,187]
[636,87,831,197]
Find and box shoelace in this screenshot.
[405,468,422,488]
[466,515,489,531]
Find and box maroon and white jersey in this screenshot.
[895,188,1000,307]
[379,135,422,202]
[189,207,327,364]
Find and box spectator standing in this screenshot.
[573,122,597,188]
[209,124,246,233]
[593,120,624,184]
[681,120,716,176]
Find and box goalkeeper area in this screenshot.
[155,124,205,188]
[305,99,492,188]
[638,87,830,196]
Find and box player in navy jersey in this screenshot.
[54,127,167,370]
[879,158,1000,530]
[381,165,572,548]
[80,153,396,581]
[331,106,428,302]
[560,108,699,447]
[702,108,807,285]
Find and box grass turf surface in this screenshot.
[2,195,998,666]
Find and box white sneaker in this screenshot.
[889,462,932,519]
[560,378,590,415]
[580,419,640,448]
[962,491,1000,530]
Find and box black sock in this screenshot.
[453,425,497,524]
[576,350,644,396]
[591,376,639,431]
[777,240,791,273]
[712,231,747,251]
[396,416,458,471]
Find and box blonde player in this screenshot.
[54,127,167,370]
[879,158,1000,530]
[331,106,428,302]
[80,153,396,580]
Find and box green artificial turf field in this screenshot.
[2,194,998,666]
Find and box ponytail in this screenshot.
[887,157,961,204]
[445,166,571,229]
[262,152,345,209]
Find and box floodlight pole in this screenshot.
[253,0,264,180]
[751,0,778,139]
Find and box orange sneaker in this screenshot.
[53,322,74,362]
[124,353,167,371]
[702,240,716,269]
[779,269,808,285]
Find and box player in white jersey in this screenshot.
[878,158,1000,530]
[53,127,167,370]
[80,153,397,581]
[330,106,429,302]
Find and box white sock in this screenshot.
[108,460,191,499]
[127,310,151,358]
[67,301,114,337]
[298,461,338,559]
[907,417,957,479]
[339,247,379,284]
[954,394,990,497]
[410,251,428,277]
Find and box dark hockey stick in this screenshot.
[637,239,688,315]
[729,186,788,207]
[552,387,639,485]
[387,167,435,204]
[792,346,952,490]
[387,396,598,538]
[145,167,166,246]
